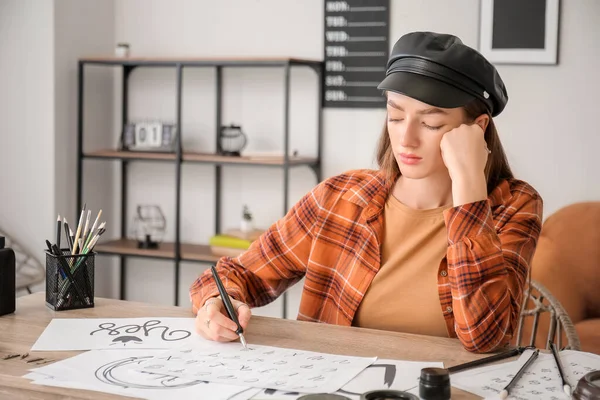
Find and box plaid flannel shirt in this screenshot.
[190,169,543,353]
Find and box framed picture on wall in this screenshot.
[479,0,560,65]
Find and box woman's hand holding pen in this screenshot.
[195,296,252,342]
[440,121,490,206]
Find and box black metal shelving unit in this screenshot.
[76,56,324,316]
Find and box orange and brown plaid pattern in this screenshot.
[190,169,543,353]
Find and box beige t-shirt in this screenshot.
[353,194,450,337]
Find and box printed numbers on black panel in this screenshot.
[326,1,351,12]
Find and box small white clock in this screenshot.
[122,122,177,152]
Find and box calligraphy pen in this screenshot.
[447,347,527,374]
[500,349,540,399]
[210,265,248,350]
[550,341,571,396]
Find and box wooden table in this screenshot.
[0,293,492,399]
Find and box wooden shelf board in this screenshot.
[94,238,222,263]
[184,152,318,166]
[85,149,175,161]
[84,149,318,166]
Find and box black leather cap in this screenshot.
[378,31,508,117]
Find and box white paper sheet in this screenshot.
[249,359,444,399]
[23,371,54,381]
[25,349,255,400]
[452,349,600,400]
[135,342,377,394]
[31,318,198,351]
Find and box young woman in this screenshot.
[189,31,543,354]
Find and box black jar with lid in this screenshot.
[419,367,451,400]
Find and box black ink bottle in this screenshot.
[0,236,16,316]
[572,370,600,400]
[419,367,451,400]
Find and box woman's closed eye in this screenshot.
[388,117,404,123]
[422,122,444,130]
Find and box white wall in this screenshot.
[110,0,600,317]
[0,0,115,294]
[0,0,55,261]
[54,0,116,297]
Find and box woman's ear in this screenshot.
[474,114,489,132]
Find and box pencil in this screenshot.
[72,208,85,255]
[63,218,73,251]
[56,215,61,250]
[500,349,540,399]
[86,234,100,252]
[82,210,91,243]
[84,224,105,253]
[550,341,571,396]
[84,209,102,249]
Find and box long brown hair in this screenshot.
[376,98,514,194]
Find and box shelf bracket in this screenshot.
[124,65,137,79]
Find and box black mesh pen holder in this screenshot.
[45,249,95,311]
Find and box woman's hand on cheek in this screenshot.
[440,123,488,182]
[440,123,489,206]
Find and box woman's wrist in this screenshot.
[451,172,487,206]
[203,296,221,309]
